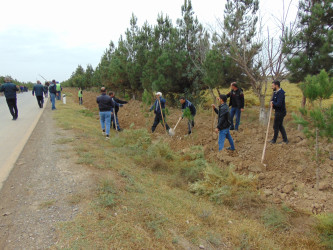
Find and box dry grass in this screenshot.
[52,92,322,249]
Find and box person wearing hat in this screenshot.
[149,92,170,133]
[32,80,46,108]
[0,77,19,120]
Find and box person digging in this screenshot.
[180,97,196,135]
[149,92,170,133]
[212,94,235,152]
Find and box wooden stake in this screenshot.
[261,105,273,164]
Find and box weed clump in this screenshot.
[316,213,333,249]
[262,206,291,231]
[190,165,259,209]
[98,180,117,208]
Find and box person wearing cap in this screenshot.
[226,82,245,131]
[97,87,112,139]
[0,77,19,120]
[56,81,62,100]
[149,92,170,133]
[32,80,46,108]
[270,80,288,144]
[179,97,196,135]
[49,80,57,110]
[212,94,235,152]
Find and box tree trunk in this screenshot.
[315,127,320,190]
[259,94,268,125]
[215,88,221,96]
[298,94,307,131]
[209,87,217,105]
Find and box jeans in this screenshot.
[218,128,235,151]
[50,93,56,109]
[152,112,170,132]
[6,98,18,119]
[111,112,120,130]
[273,112,288,142]
[36,95,44,108]
[230,107,241,130]
[100,111,111,136]
[56,91,61,100]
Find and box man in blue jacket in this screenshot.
[180,97,196,135]
[270,80,288,144]
[0,77,19,120]
[212,95,235,151]
[32,81,46,108]
[149,92,170,133]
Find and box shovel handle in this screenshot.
[173,117,182,130]
[261,105,273,163]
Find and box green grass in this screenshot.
[316,213,333,249]
[52,93,322,249]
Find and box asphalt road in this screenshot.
[0,92,47,190]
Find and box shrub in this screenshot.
[316,213,333,249]
[262,206,290,231]
[190,165,259,209]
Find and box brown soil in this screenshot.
[73,89,333,213]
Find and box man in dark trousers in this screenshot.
[109,91,127,131]
[149,92,170,133]
[97,87,113,139]
[226,82,245,131]
[180,97,196,135]
[32,80,46,108]
[0,77,19,120]
[44,82,49,98]
[270,80,288,144]
[212,95,235,151]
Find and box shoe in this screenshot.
[192,121,195,127]
[279,140,289,144]
[230,127,235,131]
[270,140,276,144]
[227,147,235,151]
[12,118,17,121]
[102,131,106,136]
[105,135,110,140]
[117,128,123,132]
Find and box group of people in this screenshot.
[97,80,288,152]
[96,87,128,138]
[0,78,64,120]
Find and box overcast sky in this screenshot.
[0,0,298,83]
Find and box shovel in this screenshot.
[158,98,168,135]
[169,117,182,136]
[261,105,273,165]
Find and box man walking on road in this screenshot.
[226,82,245,131]
[0,77,19,120]
[180,97,196,135]
[212,95,235,152]
[109,91,126,131]
[97,87,112,139]
[32,81,45,108]
[149,92,170,133]
[270,80,288,144]
[49,80,57,110]
[44,82,49,98]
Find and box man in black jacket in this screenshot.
[97,87,112,139]
[270,80,288,144]
[49,80,57,110]
[180,97,196,135]
[32,81,46,108]
[226,82,245,131]
[0,77,19,120]
[109,92,127,131]
[212,95,235,151]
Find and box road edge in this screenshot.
[0,98,49,190]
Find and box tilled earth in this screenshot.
[76,89,333,214]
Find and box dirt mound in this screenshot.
[68,89,333,213]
